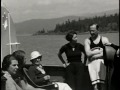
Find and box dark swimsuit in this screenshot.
[89,37,104,49]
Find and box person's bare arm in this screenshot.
[84,38,102,58]
[102,36,111,45]
[58,51,67,67]
[90,37,111,61]
[90,48,103,60]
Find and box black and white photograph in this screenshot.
[1,0,119,90]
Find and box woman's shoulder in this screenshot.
[3,71,11,79]
[5,76,23,90]
[60,43,69,48]
[76,43,84,47]
[3,72,16,85]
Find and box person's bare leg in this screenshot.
[93,84,98,90]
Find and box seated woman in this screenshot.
[2,54,23,90]
[12,50,27,90]
[28,51,72,90]
[12,50,46,90]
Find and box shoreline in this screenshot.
[17,31,119,36]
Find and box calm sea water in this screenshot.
[17,33,119,66]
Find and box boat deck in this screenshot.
[25,64,93,90]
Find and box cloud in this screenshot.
[23,10,32,14]
[3,0,119,22]
[37,0,51,5]
[36,0,81,5]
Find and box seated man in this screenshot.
[28,51,72,90]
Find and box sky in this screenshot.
[2,0,119,23]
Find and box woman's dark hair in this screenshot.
[2,54,17,71]
[65,31,77,41]
[12,50,26,67]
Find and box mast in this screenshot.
[8,12,12,54]
[1,2,20,65]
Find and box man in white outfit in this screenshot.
[84,24,111,90]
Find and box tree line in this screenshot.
[33,13,119,35]
[54,13,119,33]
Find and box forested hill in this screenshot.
[34,13,119,35]
[15,9,119,35]
[54,13,119,33]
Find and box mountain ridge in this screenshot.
[15,9,119,35]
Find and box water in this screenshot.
[17,33,119,65]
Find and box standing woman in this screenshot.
[58,31,87,90]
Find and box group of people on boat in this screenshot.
[1,24,120,90]
[1,50,72,90]
[58,24,119,90]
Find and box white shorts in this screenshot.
[88,59,106,85]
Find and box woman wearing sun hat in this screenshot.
[28,51,72,90]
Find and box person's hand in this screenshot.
[91,47,103,53]
[46,75,50,79]
[63,63,70,68]
[90,47,103,61]
[99,48,103,52]
[116,49,119,57]
[63,63,67,68]
[104,43,112,46]
[91,47,101,51]
[44,75,50,80]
